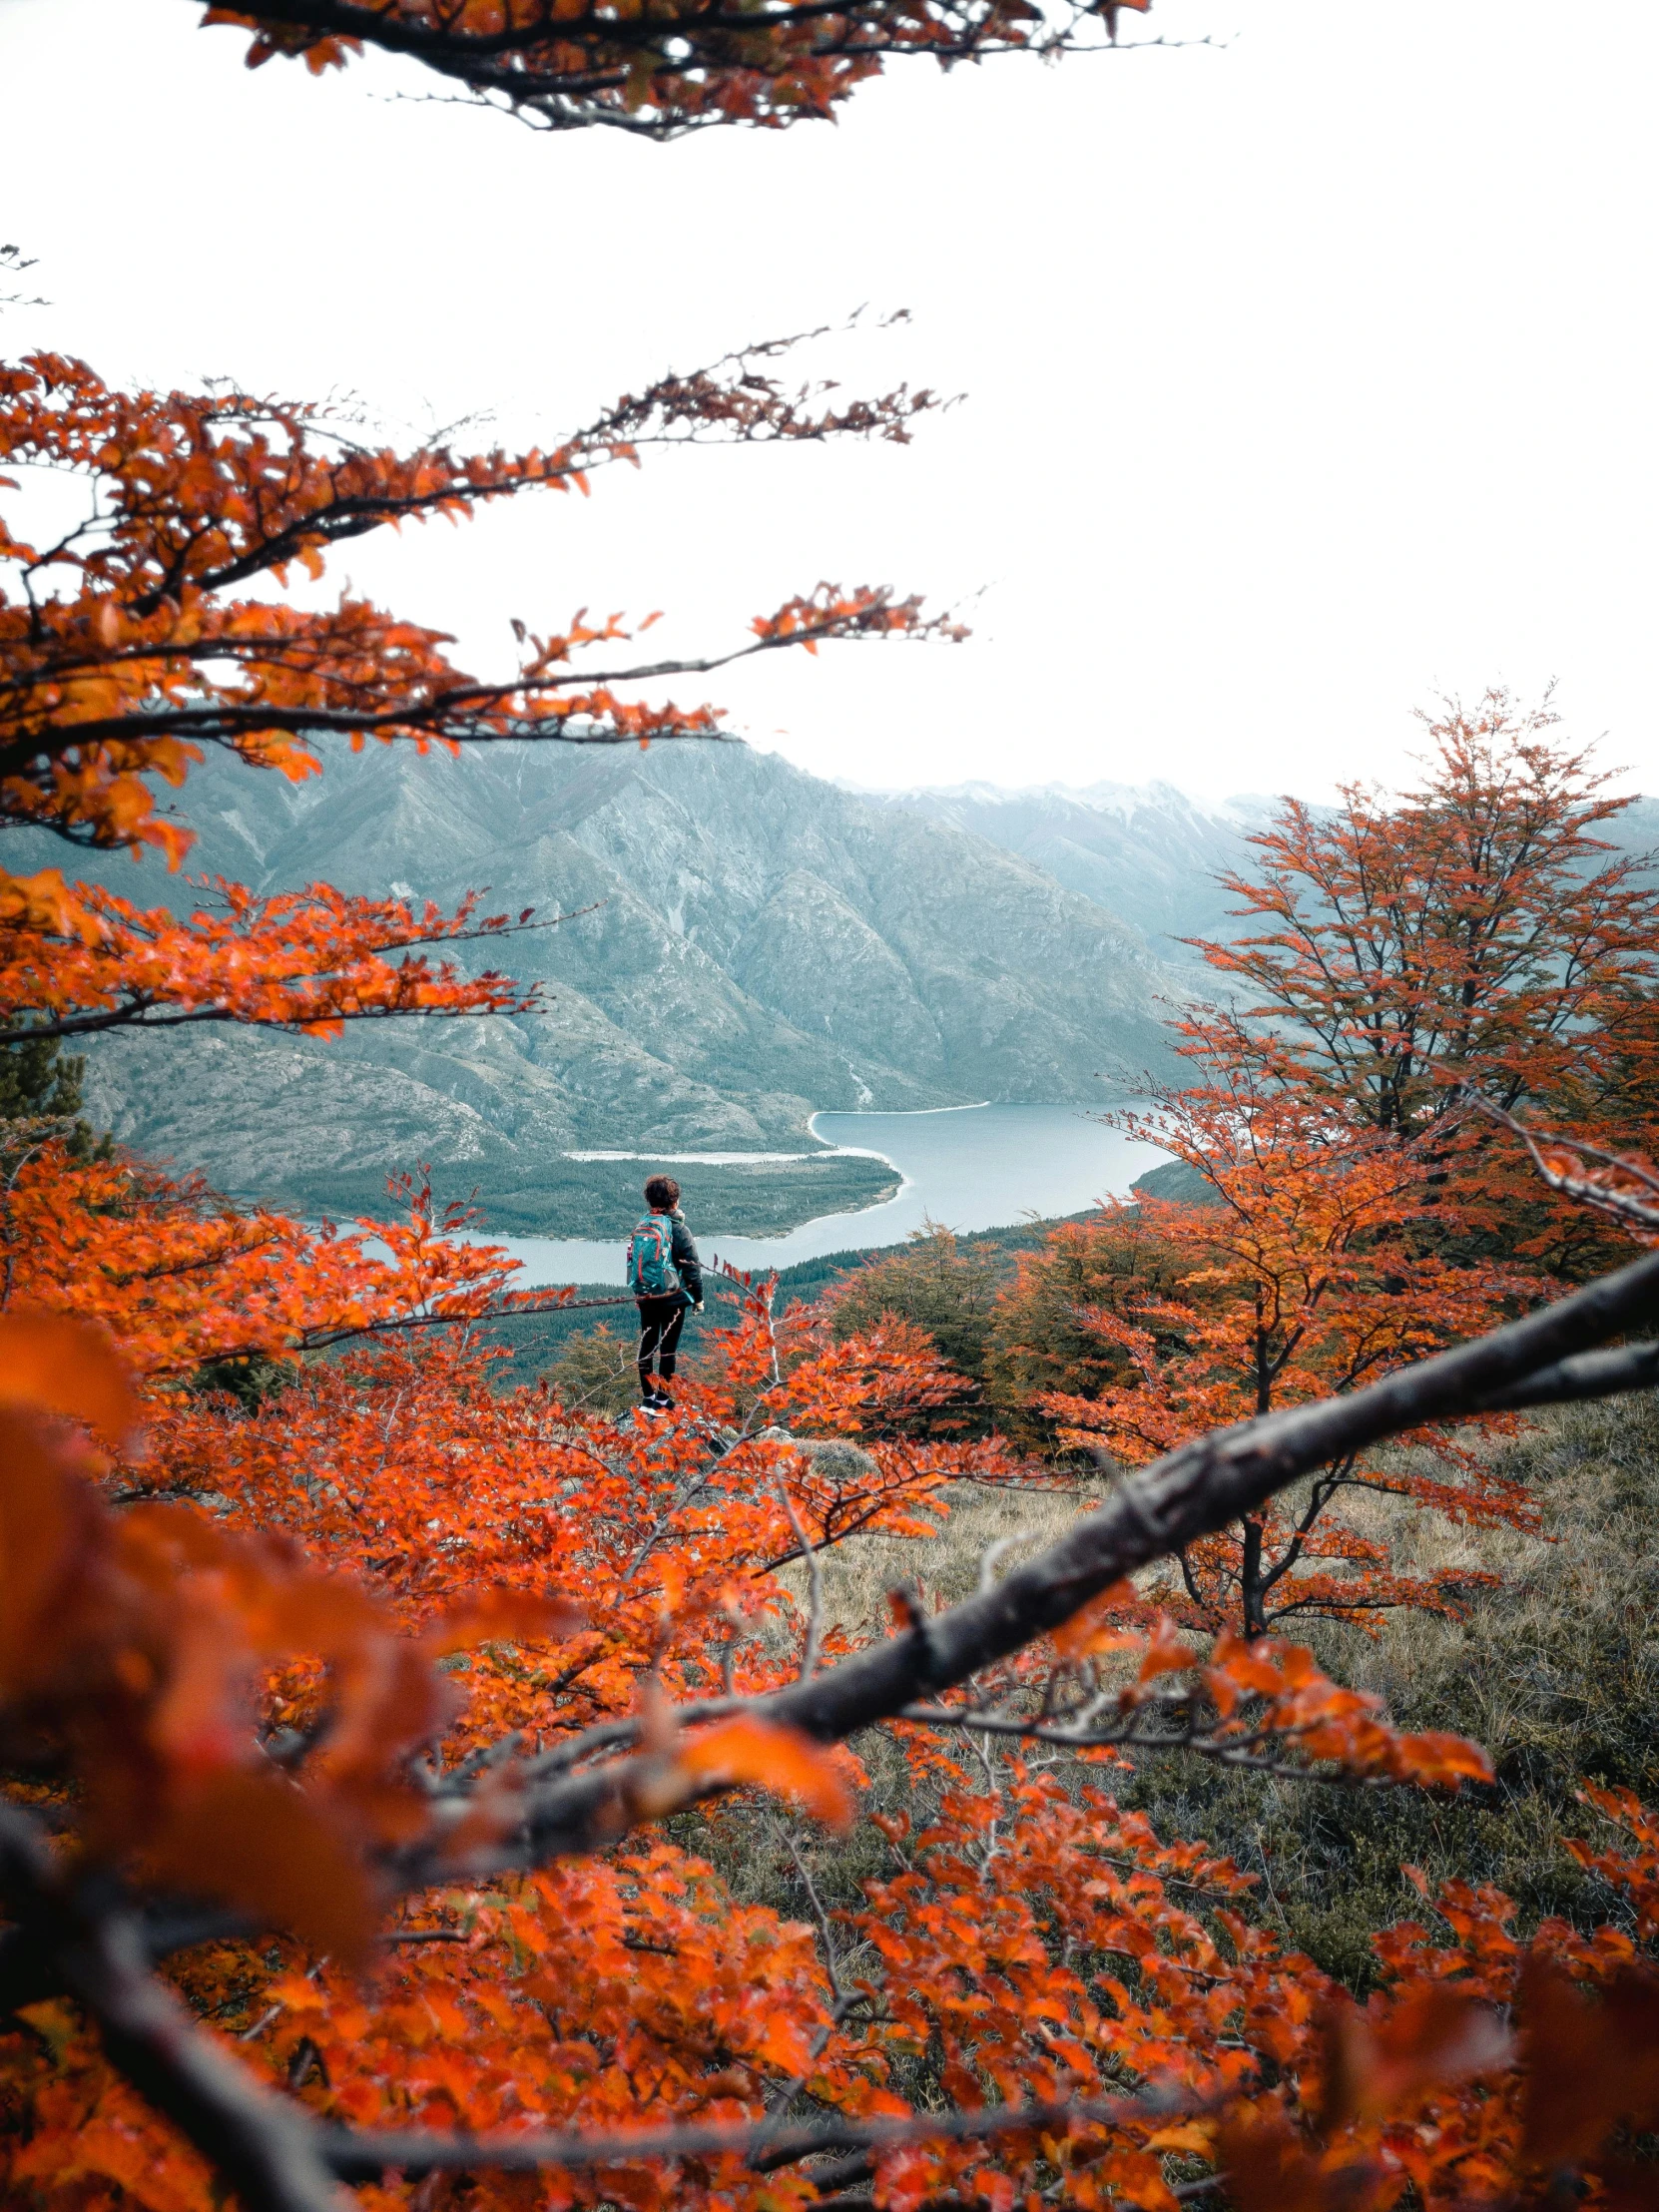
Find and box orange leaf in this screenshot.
[0,1408,104,1700]
[1393,1730,1495,1787]
[427,1586,584,1655]
[1144,2122,1216,2155]
[1216,2118,1336,2212]
[1208,1628,1292,1699]
[147,1768,380,1970]
[1051,1579,1138,1662]
[1137,1614,1199,1685]
[0,1312,138,1448]
[1519,1955,1659,2166]
[676,1717,852,1829]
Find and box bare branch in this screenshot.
[1465,1340,1659,1411]
[1470,1093,1659,1235]
[315,2091,1184,2182]
[296,1292,640,1354]
[895,1703,1441,1788]
[776,1473,826,1680]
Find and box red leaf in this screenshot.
[1321,1985,1512,2131]
[147,1768,381,1969]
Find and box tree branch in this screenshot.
[315,2092,1178,2181]
[0,1807,341,2212]
[1467,1339,1659,1411]
[423,1241,1659,1877]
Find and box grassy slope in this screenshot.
[736,1394,1659,1987]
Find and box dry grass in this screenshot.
[736,1395,1659,1988]
[1116,1395,1659,1982]
[725,1475,1113,1919]
[780,1427,1556,1643]
[774,1474,1110,1648]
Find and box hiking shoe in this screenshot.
[649,1389,675,1411]
[639,1395,669,1418]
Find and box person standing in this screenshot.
[627,1174,703,1414]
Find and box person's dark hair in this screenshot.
[644,1174,681,1211]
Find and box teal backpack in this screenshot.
[627,1211,682,1299]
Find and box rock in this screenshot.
[757,1426,878,1487]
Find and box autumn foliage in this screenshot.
[197,0,1155,139]
[8,633,1659,2211]
[1041,1081,1539,1635]
[0,1284,1635,2212]
[931,703,1659,1640]
[1178,693,1659,1267]
[4,1244,1659,2212]
[0,332,954,1049]
[7,12,1659,2209]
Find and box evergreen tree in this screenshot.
[0,1035,110,1160]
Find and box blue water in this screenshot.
[479,1102,1167,1290]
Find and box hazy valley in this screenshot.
[52,741,1257,1236]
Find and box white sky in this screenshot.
[2,0,1657,802]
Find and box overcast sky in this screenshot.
[3,0,1657,803]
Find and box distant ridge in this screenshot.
[866,779,1280,960]
[871,778,1659,965]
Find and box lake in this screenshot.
[480,1102,1168,1288]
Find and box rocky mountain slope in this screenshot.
[59,741,1189,1220]
[871,780,1278,961]
[883,783,1659,963]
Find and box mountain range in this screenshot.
[48,747,1659,1234]
[54,742,1248,1224]
[870,780,1274,960]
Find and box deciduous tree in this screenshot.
[195,0,1156,140]
[1183,692,1659,1265]
[827,1224,1008,1429]
[983,1212,1188,1448]
[0,335,954,1043]
[1033,1081,1538,1635]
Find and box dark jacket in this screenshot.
[670,1210,704,1306]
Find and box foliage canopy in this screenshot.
[5,14,1659,2212]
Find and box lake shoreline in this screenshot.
[461,1101,1167,1289]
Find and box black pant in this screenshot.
[637,1297,688,1392]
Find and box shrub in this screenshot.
[539,1320,642,1415]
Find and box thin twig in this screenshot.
[776,1475,825,1681]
